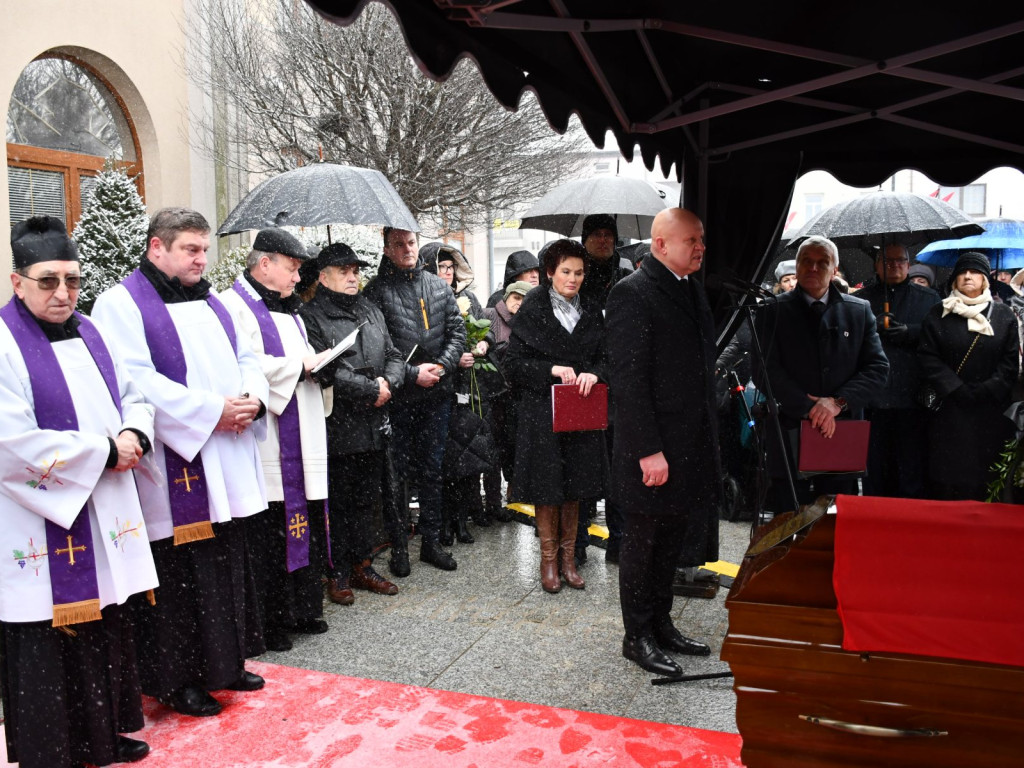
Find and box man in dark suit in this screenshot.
[753,235,889,513]
[606,208,719,677]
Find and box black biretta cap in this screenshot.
[11,216,78,269]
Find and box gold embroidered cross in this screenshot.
[175,468,199,492]
[289,514,308,539]
[55,535,86,565]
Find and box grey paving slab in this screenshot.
[265,516,752,734]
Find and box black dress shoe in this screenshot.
[655,624,712,657]
[420,539,457,571]
[158,687,222,717]
[116,735,150,763]
[292,618,329,635]
[224,670,265,691]
[455,520,475,543]
[622,635,683,676]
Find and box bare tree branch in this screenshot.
[186,0,589,235]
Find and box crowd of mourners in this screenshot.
[5,202,1019,768]
[718,239,1022,514]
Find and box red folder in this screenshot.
[552,383,608,432]
[797,419,870,475]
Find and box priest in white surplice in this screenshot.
[219,228,332,652]
[92,207,269,719]
[0,217,157,768]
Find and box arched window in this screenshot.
[6,54,143,229]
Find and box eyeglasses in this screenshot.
[437,263,455,273]
[21,274,86,291]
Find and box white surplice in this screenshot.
[220,280,329,501]
[0,320,159,623]
[92,285,269,541]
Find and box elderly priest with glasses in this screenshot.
[0,216,159,768]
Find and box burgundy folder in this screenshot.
[797,419,870,475]
[551,383,609,432]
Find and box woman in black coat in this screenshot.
[505,239,608,593]
[918,252,1020,501]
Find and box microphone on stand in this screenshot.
[705,273,775,300]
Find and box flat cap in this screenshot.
[253,228,308,260]
[318,242,370,270]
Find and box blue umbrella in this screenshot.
[916,218,1024,270]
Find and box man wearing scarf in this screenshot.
[219,228,332,652]
[92,208,269,718]
[0,217,157,767]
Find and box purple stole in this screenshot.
[0,298,121,627]
[231,280,310,572]
[123,269,237,546]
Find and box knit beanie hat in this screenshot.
[581,214,617,244]
[950,251,991,285]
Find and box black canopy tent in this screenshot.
[304,1,1024,323]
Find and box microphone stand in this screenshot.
[741,296,801,516]
[654,293,798,689]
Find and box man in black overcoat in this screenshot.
[856,245,940,498]
[606,208,719,677]
[753,235,889,513]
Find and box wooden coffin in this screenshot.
[722,501,1024,768]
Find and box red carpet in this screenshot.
[126,661,742,767]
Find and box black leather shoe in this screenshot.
[224,670,265,691]
[420,539,457,571]
[116,735,150,763]
[158,686,222,717]
[292,618,328,635]
[389,546,411,578]
[622,635,683,676]
[455,519,475,543]
[264,630,293,652]
[655,624,712,657]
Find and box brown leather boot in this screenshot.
[535,505,561,593]
[326,575,355,605]
[559,502,585,589]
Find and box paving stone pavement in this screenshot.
[269,517,754,734]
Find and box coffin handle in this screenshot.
[799,715,948,738]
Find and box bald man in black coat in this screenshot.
[606,208,719,677]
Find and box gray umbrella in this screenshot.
[217,163,419,235]
[519,177,667,239]
[785,191,983,249]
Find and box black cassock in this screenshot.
[1,604,142,768]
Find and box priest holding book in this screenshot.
[0,217,158,767]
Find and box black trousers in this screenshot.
[619,511,689,640]
[327,450,384,575]
[864,408,929,499]
[246,501,324,635]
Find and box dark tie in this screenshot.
[811,301,825,317]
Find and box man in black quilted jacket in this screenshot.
[363,228,467,571]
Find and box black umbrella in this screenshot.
[217,163,419,235]
[519,177,667,239]
[785,191,983,249]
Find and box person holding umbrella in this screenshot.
[856,244,940,499]
[917,252,1020,501]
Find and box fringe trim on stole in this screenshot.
[51,598,102,628]
[173,520,215,545]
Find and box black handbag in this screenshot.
[918,332,982,413]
